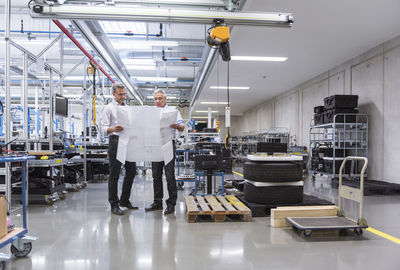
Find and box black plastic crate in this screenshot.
[323,108,358,123]
[202,128,218,133]
[324,159,352,174]
[256,142,287,153]
[194,154,221,170]
[314,106,325,114]
[314,113,324,125]
[310,157,325,172]
[312,147,346,158]
[324,95,358,109]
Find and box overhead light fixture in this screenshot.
[195,110,219,113]
[210,86,250,90]
[192,116,210,119]
[136,77,177,82]
[200,101,228,105]
[113,41,178,50]
[113,43,151,50]
[123,59,154,65]
[125,65,156,70]
[231,56,287,62]
[100,21,147,34]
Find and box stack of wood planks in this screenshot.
[271,205,338,228]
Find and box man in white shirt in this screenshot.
[145,89,184,215]
[102,84,138,215]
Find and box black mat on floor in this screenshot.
[331,179,400,195]
[237,194,334,218]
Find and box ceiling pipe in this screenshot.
[189,46,218,108]
[52,20,115,84]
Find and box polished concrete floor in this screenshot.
[2,171,400,270]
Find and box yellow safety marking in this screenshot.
[366,227,400,245]
[55,159,62,163]
[232,171,243,177]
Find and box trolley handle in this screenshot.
[339,156,368,185]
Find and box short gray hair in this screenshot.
[112,83,125,92]
[153,89,166,97]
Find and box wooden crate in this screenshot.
[185,195,252,223]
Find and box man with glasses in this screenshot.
[102,83,138,215]
[145,89,184,215]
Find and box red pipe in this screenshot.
[52,20,115,83]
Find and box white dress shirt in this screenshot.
[164,105,184,140]
[101,99,125,136]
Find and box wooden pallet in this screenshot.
[185,195,252,223]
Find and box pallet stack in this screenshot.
[185,195,252,223]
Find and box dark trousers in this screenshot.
[108,135,136,207]
[151,141,177,206]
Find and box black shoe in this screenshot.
[145,203,163,212]
[111,205,123,215]
[164,205,175,215]
[120,201,139,210]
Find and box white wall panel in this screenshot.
[383,47,400,184]
[301,80,328,146]
[351,56,384,181]
[328,71,345,95]
[275,91,298,139]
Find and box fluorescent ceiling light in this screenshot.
[210,86,250,90]
[231,56,287,62]
[114,41,178,49]
[192,116,210,119]
[123,59,154,65]
[136,76,177,82]
[113,43,151,50]
[195,121,207,123]
[195,110,219,113]
[125,65,156,70]
[100,21,147,34]
[147,95,177,99]
[200,101,228,105]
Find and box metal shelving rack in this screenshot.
[259,127,290,144]
[0,156,37,263]
[309,113,368,182]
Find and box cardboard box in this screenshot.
[0,196,7,239]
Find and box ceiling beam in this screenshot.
[30,4,294,27]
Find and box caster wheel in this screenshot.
[81,182,88,188]
[354,228,363,236]
[59,192,67,200]
[45,197,55,206]
[11,242,32,257]
[302,230,312,237]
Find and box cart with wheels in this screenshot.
[286,156,368,237]
[0,156,38,267]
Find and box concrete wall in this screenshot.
[234,35,400,184]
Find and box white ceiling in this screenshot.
[2,0,400,113]
[194,0,400,115]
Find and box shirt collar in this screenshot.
[112,99,125,106]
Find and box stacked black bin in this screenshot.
[313,95,359,125]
